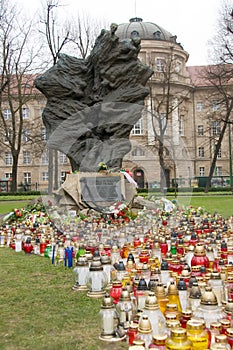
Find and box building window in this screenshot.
[41,172,48,181]
[4,128,12,142]
[132,147,145,157]
[132,118,143,135]
[175,61,182,73]
[22,128,31,142]
[60,171,67,183]
[5,152,12,165]
[41,152,48,165]
[199,167,205,176]
[156,58,165,72]
[212,121,221,135]
[41,127,47,141]
[198,147,204,157]
[23,151,31,164]
[179,115,184,136]
[212,101,220,111]
[22,107,29,119]
[196,102,203,112]
[217,146,222,159]
[131,30,139,38]
[154,31,161,39]
[197,125,204,136]
[159,113,167,131]
[3,109,11,119]
[59,152,68,164]
[216,166,222,176]
[5,173,12,179]
[24,172,31,184]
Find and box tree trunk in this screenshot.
[158,139,166,192]
[205,121,228,192]
[11,153,19,192]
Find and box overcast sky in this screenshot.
[16,0,222,66]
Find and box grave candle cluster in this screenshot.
[1,200,233,349]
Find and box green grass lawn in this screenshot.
[170,195,233,218]
[0,248,127,350]
[0,194,232,218]
[0,201,29,215]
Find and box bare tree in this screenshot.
[204,0,233,192]
[39,0,71,193]
[38,1,108,193]
[146,48,190,190]
[0,0,42,192]
[69,13,108,59]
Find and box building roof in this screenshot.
[116,17,182,47]
[187,66,208,87]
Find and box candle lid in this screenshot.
[200,286,218,305]
[144,292,159,310]
[187,319,204,330]
[101,293,114,309]
[138,315,152,334]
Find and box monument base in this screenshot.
[53,172,137,213]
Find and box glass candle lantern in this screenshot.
[6,229,12,247]
[136,278,149,310]
[86,257,108,298]
[149,334,167,349]
[191,244,210,269]
[164,303,180,321]
[194,286,226,328]
[155,282,169,314]
[0,231,5,247]
[209,270,225,306]
[177,278,188,312]
[99,293,125,342]
[116,260,127,282]
[210,322,222,347]
[76,244,86,260]
[220,319,231,335]
[186,319,209,349]
[101,254,112,286]
[165,327,192,350]
[127,322,139,346]
[116,288,136,327]
[223,299,233,324]
[180,310,192,329]
[72,255,89,291]
[15,228,23,252]
[168,281,182,313]
[142,291,166,336]
[151,242,162,263]
[166,320,181,337]
[215,334,231,350]
[23,237,34,254]
[111,245,121,265]
[160,237,168,257]
[188,282,201,313]
[137,315,153,350]
[226,327,233,348]
[160,259,170,287]
[109,281,123,304]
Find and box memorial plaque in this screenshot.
[80,176,122,202]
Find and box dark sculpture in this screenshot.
[35,24,153,172]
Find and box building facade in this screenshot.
[0,17,232,191]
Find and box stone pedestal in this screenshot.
[54,172,137,213]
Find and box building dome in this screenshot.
[116,17,181,47]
